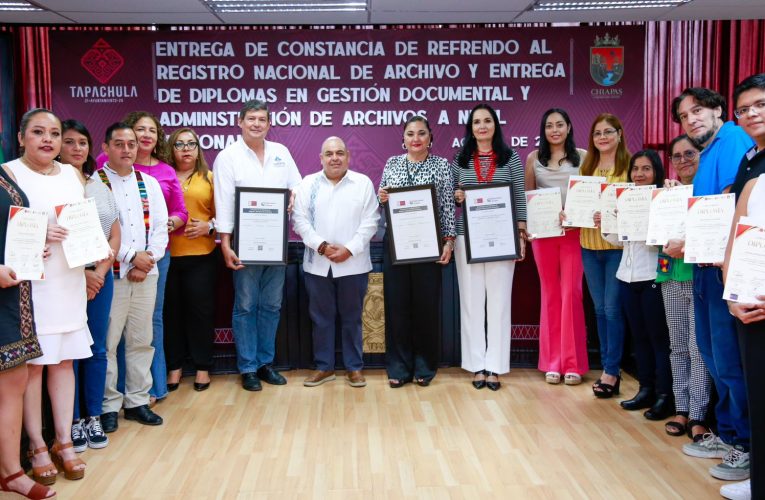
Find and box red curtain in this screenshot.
[644,20,765,176]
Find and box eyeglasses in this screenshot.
[670,150,698,163]
[592,129,618,139]
[173,141,198,151]
[734,100,765,119]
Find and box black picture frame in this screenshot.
[234,186,289,266]
[462,182,520,263]
[384,184,442,265]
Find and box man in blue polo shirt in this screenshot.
[668,88,753,482]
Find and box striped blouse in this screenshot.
[450,149,526,236]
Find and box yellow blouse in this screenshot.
[579,167,628,251]
[170,171,216,257]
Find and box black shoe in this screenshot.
[100,411,118,433]
[123,405,163,426]
[257,365,287,385]
[593,375,621,398]
[242,373,262,391]
[620,386,655,410]
[472,371,486,390]
[194,382,210,392]
[167,383,179,392]
[644,394,675,421]
[486,372,501,391]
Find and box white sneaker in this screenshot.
[720,479,751,500]
[71,419,87,453]
[710,446,750,481]
[682,433,733,458]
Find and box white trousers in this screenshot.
[103,274,158,412]
[455,236,514,374]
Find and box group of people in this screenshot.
[0,109,216,499]
[0,71,763,499]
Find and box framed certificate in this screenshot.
[525,187,564,239]
[600,182,634,235]
[55,198,111,268]
[385,184,442,265]
[234,187,289,265]
[463,182,520,263]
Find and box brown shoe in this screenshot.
[303,370,335,387]
[346,370,366,388]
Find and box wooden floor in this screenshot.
[52,369,721,499]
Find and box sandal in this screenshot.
[665,420,687,437]
[592,375,621,398]
[50,441,86,481]
[0,469,56,499]
[564,373,582,386]
[545,372,561,384]
[687,420,710,442]
[388,378,408,389]
[415,377,431,387]
[472,371,486,390]
[26,446,57,486]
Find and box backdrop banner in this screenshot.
[50,25,644,187]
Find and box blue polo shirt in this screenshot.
[693,121,754,196]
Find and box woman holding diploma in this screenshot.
[98,111,188,403]
[59,119,120,452]
[6,108,89,482]
[164,128,217,393]
[452,104,526,390]
[525,108,589,385]
[658,136,711,441]
[0,156,53,498]
[378,115,455,388]
[575,113,630,398]
[605,151,674,420]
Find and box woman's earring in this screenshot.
[401,142,407,151]
[428,143,432,149]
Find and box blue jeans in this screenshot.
[694,266,750,449]
[581,249,625,376]
[149,253,170,399]
[232,265,286,373]
[74,271,114,419]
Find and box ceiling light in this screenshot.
[533,0,693,10]
[0,0,44,11]
[204,0,368,13]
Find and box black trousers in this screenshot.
[383,233,442,381]
[163,249,219,371]
[622,280,672,395]
[737,319,764,500]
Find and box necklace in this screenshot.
[21,156,56,176]
[473,150,497,183]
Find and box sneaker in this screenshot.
[720,479,751,500]
[84,416,110,449]
[682,433,733,458]
[71,419,87,453]
[710,446,750,481]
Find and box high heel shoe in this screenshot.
[592,374,621,398]
[26,447,57,486]
[50,441,85,481]
[486,372,500,391]
[472,371,486,389]
[620,386,655,411]
[0,470,56,499]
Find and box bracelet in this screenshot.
[317,241,329,256]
